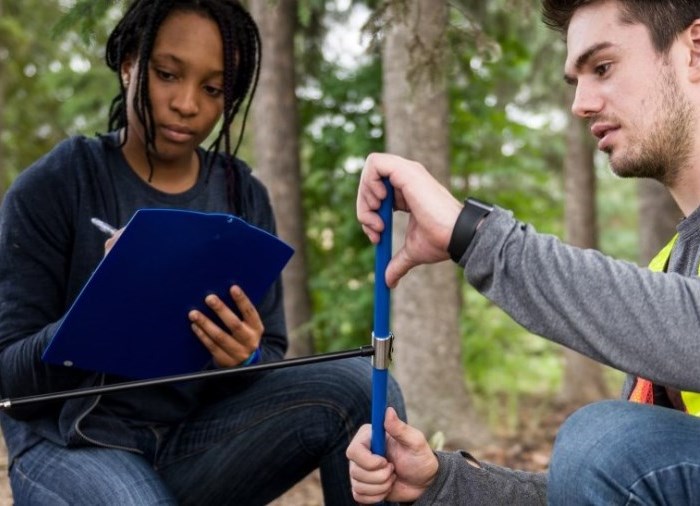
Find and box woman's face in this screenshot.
[121,9,226,171]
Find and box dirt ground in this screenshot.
[0,436,10,506]
[0,398,573,505]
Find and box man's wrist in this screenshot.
[447,198,493,263]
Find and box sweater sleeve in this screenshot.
[238,167,288,361]
[463,207,700,392]
[0,139,98,414]
[414,451,547,505]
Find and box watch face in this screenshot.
[467,197,494,213]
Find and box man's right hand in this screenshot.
[356,153,463,287]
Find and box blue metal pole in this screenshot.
[371,179,394,457]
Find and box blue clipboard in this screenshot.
[42,209,294,380]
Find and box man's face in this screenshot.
[564,1,695,185]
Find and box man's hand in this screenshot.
[357,153,462,287]
[346,407,439,504]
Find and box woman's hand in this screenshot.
[103,228,124,255]
[188,285,264,367]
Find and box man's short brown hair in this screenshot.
[542,0,700,53]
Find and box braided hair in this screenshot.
[105,0,261,214]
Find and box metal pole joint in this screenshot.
[371,332,393,370]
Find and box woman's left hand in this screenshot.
[188,285,263,367]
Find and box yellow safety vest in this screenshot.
[629,235,700,415]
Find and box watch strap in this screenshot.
[447,198,493,263]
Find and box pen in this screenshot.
[90,217,118,237]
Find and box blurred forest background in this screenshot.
[0,0,684,500]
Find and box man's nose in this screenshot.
[571,82,603,118]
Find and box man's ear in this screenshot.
[686,20,700,83]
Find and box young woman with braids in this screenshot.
[0,1,405,504]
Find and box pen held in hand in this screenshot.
[90,217,118,237]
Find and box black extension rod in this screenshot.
[0,346,375,411]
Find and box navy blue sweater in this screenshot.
[0,133,287,462]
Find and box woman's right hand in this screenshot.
[103,228,124,256]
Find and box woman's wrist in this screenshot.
[241,347,261,366]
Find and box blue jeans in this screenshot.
[8,357,405,505]
[549,399,700,505]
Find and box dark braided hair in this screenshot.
[105,0,261,214]
[542,0,700,54]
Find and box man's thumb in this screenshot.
[384,407,415,445]
[386,248,413,288]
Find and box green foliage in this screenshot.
[1,0,118,190]
[300,55,385,351]
[52,0,121,46]
[461,286,561,399]
[293,0,386,355]
[596,162,640,262]
[447,2,567,234]
[442,2,572,405]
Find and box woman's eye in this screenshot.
[204,85,223,98]
[156,69,176,81]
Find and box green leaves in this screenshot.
[51,0,120,46]
[1,0,118,189]
[298,37,385,350]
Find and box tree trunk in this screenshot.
[638,179,681,265]
[559,90,610,405]
[382,0,490,448]
[249,0,314,357]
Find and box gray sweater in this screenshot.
[414,205,700,504]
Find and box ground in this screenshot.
[0,436,8,506]
[0,398,574,505]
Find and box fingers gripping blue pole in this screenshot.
[371,179,393,457]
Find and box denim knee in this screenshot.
[323,357,406,420]
[549,400,638,503]
[549,399,700,505]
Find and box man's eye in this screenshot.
[594,63,611,76]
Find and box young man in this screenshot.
[347,0,700,504]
